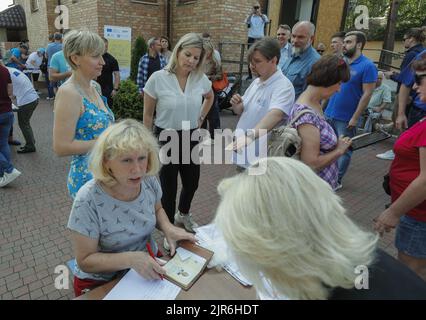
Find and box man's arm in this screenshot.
[136,57,146,96]
[49,67,72,82]
[111,71,120,97]
[396,84,411,130]
[348,82,375,129]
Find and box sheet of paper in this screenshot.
[195,224,253,286]
[103,269,181,300]
[176,247,193,261]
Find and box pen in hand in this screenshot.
[146,242,164,280]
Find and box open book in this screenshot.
[163,241,214,291]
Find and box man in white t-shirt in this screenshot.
[228,37,295,169]
[25,48,45,84]
[7,67,39,153]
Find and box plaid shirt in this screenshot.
[136,53,166,93]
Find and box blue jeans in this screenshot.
[326,117,356,183]
[44,72,54,98]
[0,112,15,177]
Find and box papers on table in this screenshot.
[103,269,181,300]
[194,224,253,287]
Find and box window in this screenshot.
[130,0,159,4]
[30,0,39,12]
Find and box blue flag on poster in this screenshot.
[104,26,132,80]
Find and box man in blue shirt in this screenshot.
[396,49,426,129]
[325,31,377,189]
[276,24,292,70]
[245,3,269,79]
[6,44,27,70]
[49,51,71,88]
[281,21,321,99]
[46,33,63,67]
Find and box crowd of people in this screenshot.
[1,2,426,299]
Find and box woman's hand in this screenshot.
[373,208,400,237]
[163,225,197,256]
[226,134,254,153]
[336,135,352,156]
[129,251,167,280]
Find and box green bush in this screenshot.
[130,36,148,82]
[111,80,143,121]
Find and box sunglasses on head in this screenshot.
[415,73,426,86]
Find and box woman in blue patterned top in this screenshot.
[53,30,115,198]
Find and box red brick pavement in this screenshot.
[0,97,397,300]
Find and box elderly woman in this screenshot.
[53,30,114,198]
[143,33,214,235]
[290,55,352,190]
[374,53,426,281]
[68,119,195,296]
[215,157,426,299]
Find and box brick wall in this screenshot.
[60,0,99,33]
[15,0,49,50]
[97,0,165,43]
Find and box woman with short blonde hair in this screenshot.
[53,30,115,198]
[68,119,195,297]
[215,157,426,299]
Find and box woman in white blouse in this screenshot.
[143,33,214,236]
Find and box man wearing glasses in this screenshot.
[245,3,269,79]
[277,24,292,70]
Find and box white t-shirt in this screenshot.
[233,70,295,167]
[25,52,43,71]
[7,67,39,106]
[144,69,212,130]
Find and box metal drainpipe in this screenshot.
[166,0,171,41]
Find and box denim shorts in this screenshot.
[395,215,426,259]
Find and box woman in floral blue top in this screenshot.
[53,30,114,198]
[289,55,351,190]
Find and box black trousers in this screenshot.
[155,126,200,223]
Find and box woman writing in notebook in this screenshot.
[67,119,196,297]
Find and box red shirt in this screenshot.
[390,118,426,222]
[0,65,12,114]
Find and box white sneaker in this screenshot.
[0,169,21,187]
[376,150,395,160]
[174,211,198,233]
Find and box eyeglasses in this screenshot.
[317,50,325,53]
[415,73,426,86]
[253,6,260,9]
[277,33,287,36]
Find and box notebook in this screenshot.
[163,240,214,290]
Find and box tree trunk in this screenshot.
[379,0,400,70]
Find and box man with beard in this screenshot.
[281,21,320,99]
[325,31,377,190]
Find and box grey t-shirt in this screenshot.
[67,176,162,281]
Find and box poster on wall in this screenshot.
[104,25,132,80]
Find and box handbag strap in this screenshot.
[289,108,317,127]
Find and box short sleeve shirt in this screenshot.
[247,14,269,39]
[233,70,295,167]
[390,118,426,222]
[291,104,339,189]
[49,51,71,86]
[144,69,212,130]
[398,50,426,111]
[25,52,42,70]
[67,176,163,280]
[7,67,39,106]
[0,65,12,114]
[367,83,392,110]
[325,55,378,122]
